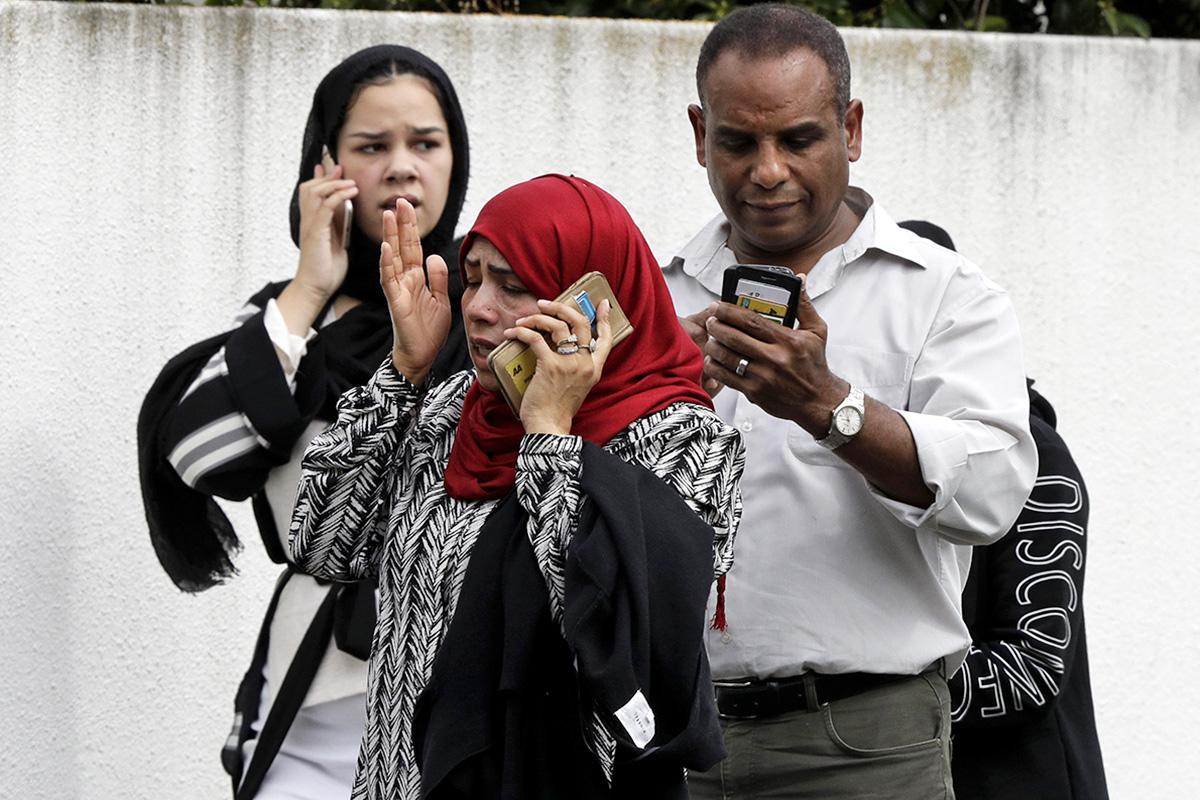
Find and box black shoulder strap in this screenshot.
[235,584,340,798]
[251,492,290,566]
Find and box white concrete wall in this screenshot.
[2,1,1197,796]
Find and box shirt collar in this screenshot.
[670,187,929,299]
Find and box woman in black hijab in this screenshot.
[137,45,471,798]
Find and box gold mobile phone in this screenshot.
[486,271,634,415]
[320,146,353,250]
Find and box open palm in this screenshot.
[380,199,452,385]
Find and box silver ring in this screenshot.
[735,358,749,377]
[554,334,579,348]
[587,339,598,353]
[556,344,580,355]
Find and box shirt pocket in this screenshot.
[786,344,913,468]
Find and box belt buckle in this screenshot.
[713,678,762,720]
[714,678,790,720]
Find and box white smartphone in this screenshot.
[320,145,354,250]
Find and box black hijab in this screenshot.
[288,45,472,400]
[288,44,471,306]
[139,46,471,592]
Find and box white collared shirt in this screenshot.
[663,189,1037,678]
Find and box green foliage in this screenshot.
[1121,0,1200,36]
[69,0,1194,38]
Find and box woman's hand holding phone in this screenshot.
[380,198,452,386]
[277,161,360,336]
[508,298,613,436]
[294,159,358,298]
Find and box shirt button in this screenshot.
[738,420,753,433]
[720,632,732,644]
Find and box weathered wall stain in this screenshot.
[2,2,1199,797]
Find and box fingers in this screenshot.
[379,241,399,300]
[705,308,776,363]
[590,299,614,373]
[506,325,557,361]
[426,254,449,300]
[302,164,354,200]
[702,306,776,394]
[790,287,827,338]
[303,183,358,217]
[382,209,401,267]
[681,303,718,347]
[703,351,745,391]
[514,300,614,388]
[299,165,357,236]
[506,303,608,367]
[513,312,574,348]
[321,186,358,217]
[536,299,593,345]
[711,302,790,344]
[679,316,707,348]
[394,199,423,274]
[703,334,745,376]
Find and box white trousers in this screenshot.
[240,689,366,799]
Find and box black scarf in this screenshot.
[139,45,471,591]
[290,43,473,397]
[289,43,471,307]
[413,446,725,799]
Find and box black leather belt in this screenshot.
[714,672,910,719]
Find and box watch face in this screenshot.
[834,406,863,436]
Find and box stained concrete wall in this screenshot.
[2,1,1198,796]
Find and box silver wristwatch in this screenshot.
[816,385,865,451]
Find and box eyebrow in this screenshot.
[463,257,515,275]
[714,121,824,139]
[778,122,824,138]
[345,125,447,141]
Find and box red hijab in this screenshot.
[443,175,712,501]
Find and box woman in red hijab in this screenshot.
[291,175,744,799]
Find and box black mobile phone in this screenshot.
[721,264,805,327]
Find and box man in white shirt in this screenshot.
[663,6,1038,798]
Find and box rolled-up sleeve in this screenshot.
[516,432,585,624]
[871,283,1037,545]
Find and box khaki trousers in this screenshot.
[688,667,955,800]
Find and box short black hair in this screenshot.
[898,220,957,252]
[696,4,851,117]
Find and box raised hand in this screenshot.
[507,298,613,435]
[380,198,452,385]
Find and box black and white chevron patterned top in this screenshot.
[290,358,744,799]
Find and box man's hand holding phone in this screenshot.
[679,304,723,397]
[702,265,844,434]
